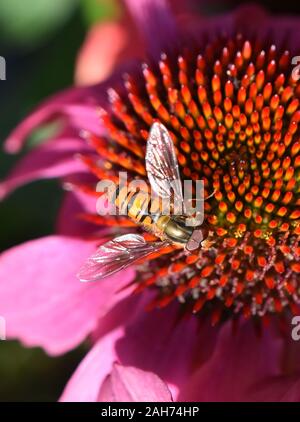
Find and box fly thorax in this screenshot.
[163,217,193,245]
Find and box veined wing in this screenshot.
[77,234,167,281]
[145,122,184,207]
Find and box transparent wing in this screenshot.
[77,234,167,282]
[145,122,184,205]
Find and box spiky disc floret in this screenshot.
[80,34,300,322]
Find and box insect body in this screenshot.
[115,185,197,245]
[78,122,208,281]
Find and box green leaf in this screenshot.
[80,0,120,26]
[0,0,79,50]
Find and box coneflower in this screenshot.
[78,33,300,323]
[1,1,300,402]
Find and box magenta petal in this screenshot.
[56,191,99,237]
[4,88,102,154]
[246,375,300,402]
[124,0,178,58]
[98,363,173,402]
[0,236,134,355]
[60,328,124,402]
[60,293,295,402]
[229,4,300,53]
[181,4,300,56]
[179,319,284,401]
[114,297,220,400]
[61,104,104,136]
[62,292,219,402]
[0,137,92,200]
[60,294,145,402]
[61,293,174,402]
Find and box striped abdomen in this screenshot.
[115,186,170,240]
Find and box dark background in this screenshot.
[0,0,299,402]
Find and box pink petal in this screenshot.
[178,319,285,401]
[56,191,99,237]
[60,327,124,402]
[0,236,134,355]
[62,104,104,135]
[180,4,300,55]
[124,0,178,58]
[170,0,198,15]
[228,4,300,53]
[61,293,172,402]
[112,295,221,400]
[4,88,102,154]
[0,137,92,200]
[61,293,145,401]
[60,291,297,402]
[105,293,292,401]
[98,363,173,402]
[75,22,129,86]
[245,375,300,402]
[61,291,219,402]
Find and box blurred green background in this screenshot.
[0,0,117,401]
[0,0,299,402]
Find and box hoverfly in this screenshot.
[78,122,209,281]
